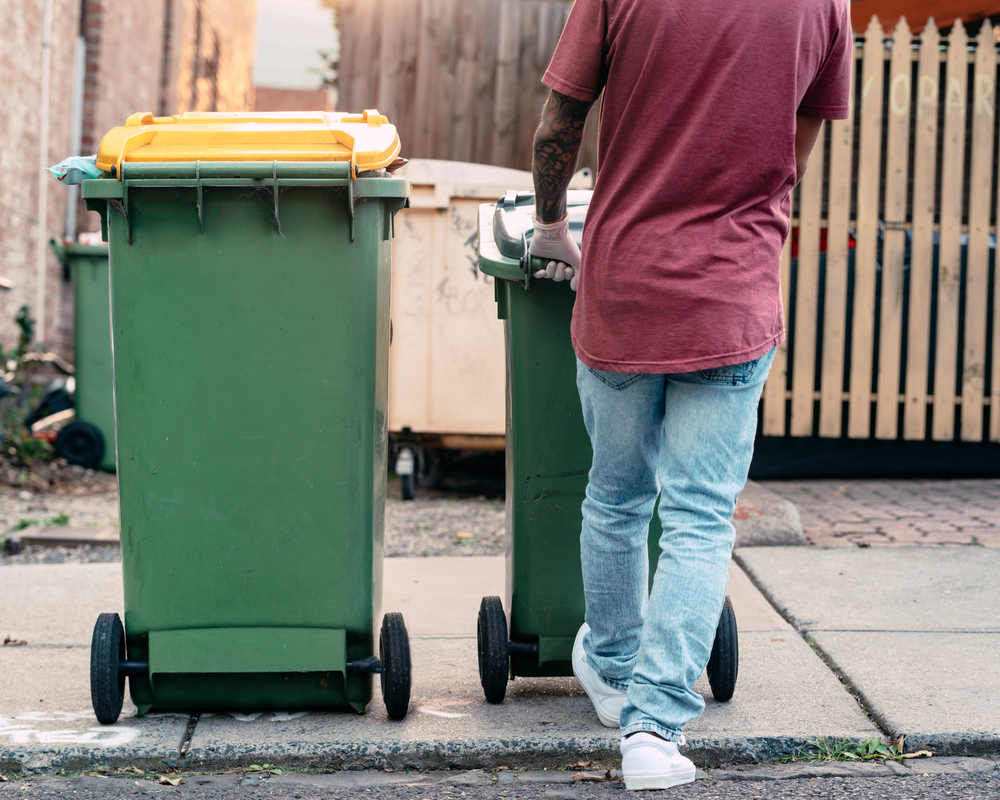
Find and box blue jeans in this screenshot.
[576,348,775,741]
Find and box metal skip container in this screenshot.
[81,110,412,723]
[387,160,593,499]
[475,191,738,704]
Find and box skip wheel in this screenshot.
[477,595,509,703]
[90,612,126,724]
[379,612,411,720]
[707,595,738,702]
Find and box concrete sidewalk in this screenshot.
[1,557,875,774]
[2,481,999,775]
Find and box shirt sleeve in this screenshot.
[799,1,852,120]
[542,0,608,103]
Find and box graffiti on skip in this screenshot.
[1,713,138,746]
[435,276,481,316]
[450,206,491,284]
[464,230,481,280]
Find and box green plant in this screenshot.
[246,764,283,776]
[795,735,906,763]
[0,307,53,464]
[48,512,70,526]
[13,519,39,532]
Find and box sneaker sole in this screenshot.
[572,627,621,728]
[623,765,696,791]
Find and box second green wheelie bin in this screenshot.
[81,110,412,723]
[49,240,115,470]
[475,190,738,704]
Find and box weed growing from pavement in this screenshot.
[808,735,905,762]
[246,764,284,776]
[784,734,934,764]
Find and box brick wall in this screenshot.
[0,0,81,355]
[75,0,170,240]
[0,0,257,361]
[77,0,257,235]
[80,0,169,156]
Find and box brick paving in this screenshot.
[758,479,1000,547]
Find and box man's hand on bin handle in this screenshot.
[529,214,580,291]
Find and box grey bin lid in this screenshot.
[492,189,592,260]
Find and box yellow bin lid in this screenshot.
[97,110,401,179]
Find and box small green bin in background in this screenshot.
[80,110,412,724]
[49,240,115,471]
[474,190,738,706]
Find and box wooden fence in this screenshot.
[337,0,599,173]
[763,16,1000,445]
[343,7,998,446]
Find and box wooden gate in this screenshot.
[762,16,1000,445]
[342,8,999,446]
[337,0,599,173]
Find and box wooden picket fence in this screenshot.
[763,16,1000,444]
[337,0,599,173]
[341,6,999,446]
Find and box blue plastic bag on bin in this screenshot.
[45,155,103,185]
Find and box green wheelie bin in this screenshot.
[81,110,412,723]
[49,240,115,470]
[475,190,738,704]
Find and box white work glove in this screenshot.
[529,214,581,291]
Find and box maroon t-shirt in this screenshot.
[544,0,852,373]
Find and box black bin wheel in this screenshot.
[397,445,418,501]
[91,612,126,724]
[396,446,442,501]
[379,612,411,720]
[399,471,417,501]
[478,595,509,704]
[55,420,105,468]
[707,595,738,702]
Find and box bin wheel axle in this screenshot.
[506,639,538,657]
[119,659,149,678]
[346,656,382,674]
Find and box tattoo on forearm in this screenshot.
[533,90,593,222]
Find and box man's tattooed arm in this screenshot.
[532,89,594,222]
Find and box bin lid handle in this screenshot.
[112,113,180,180]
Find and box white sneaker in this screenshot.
[620,732,696,791]
[572,622,626,728]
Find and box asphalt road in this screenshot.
[3,772,999,799]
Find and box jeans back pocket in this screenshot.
[586,367,648,391]
[698,357,760,386]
